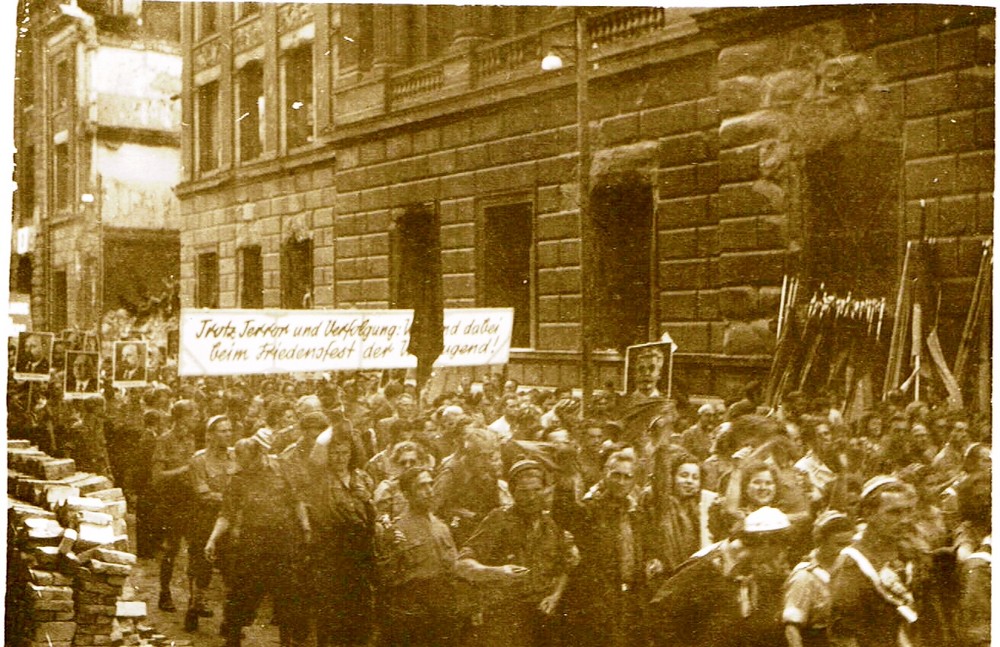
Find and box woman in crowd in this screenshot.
[309,420,378,647]
[640,446,717,587]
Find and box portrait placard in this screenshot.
[64,351,102,399]
[14,331,54,382]
[113,341,149,388]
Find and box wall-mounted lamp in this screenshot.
[540,51,565,71]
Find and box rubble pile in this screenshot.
[6,440,181,647]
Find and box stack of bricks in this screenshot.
[6,440,155,647]
[73,548,135,646]
[8,500,78,647]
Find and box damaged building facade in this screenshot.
[12,0,183,333]
[175,4,994,396]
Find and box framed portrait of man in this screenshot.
[623,341,674,402]
[14,331,54,381]
[113,340,148,388]
[64,351,102,399]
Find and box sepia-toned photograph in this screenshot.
[4,2,993,647]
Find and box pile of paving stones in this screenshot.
[6,440,187,647]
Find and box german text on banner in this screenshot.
[178,308,513,376]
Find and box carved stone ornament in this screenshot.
[285,213,313,243]
[234,18,264,53]
[193,39,220,73]
[278,3,313,34]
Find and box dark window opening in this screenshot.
[197,81,219,173]
[235,2,259,21]
[15,255,33,295]
[198,2,217,39]
[239,245,263,309]
[284,44,314,150]
[591,178,653,351]
[487,6,537,39]
[392,203,443,370]
[281,238,313,308]
[483,202,532,348]
[52,270,67,331]
[804,139,900,298]
[55,58,71,110]
[237,61,264,162]
[339,4,374,71]
[196,252,219,308]
[55,143,71,211]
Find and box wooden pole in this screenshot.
[576,8,594,415]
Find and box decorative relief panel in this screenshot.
[277,3,313,34]
[234,18,264,53]
[192,39,220,74]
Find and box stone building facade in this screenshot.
[12,0,183,333]
[175,4,994,397]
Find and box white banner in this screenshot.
[178,308,513,376]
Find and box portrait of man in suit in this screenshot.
[65,351,100,395]
[114,341,148,384]
[625,343,667,400]
[15,332,53,377]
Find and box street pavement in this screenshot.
[129,534,280,646]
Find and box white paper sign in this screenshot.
[178,308,513,376]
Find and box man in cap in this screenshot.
[680,403,720,462]
[151,399,200,612]
[783,511,856,647]
[432,427,511,546]
[458,459,575,647]
[829,476,918,647]
[553,448,644,647]
[269,394,324,454]
[205,436,311,647]
[649,506,794,647]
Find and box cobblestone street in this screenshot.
[128,517,279,647]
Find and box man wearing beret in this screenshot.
[459,460,575,647]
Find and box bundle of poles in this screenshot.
[767,236,992,416]
[765,278,887,418]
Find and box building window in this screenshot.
[239,245,263,309]
[15,255,33,295]
[197,2,217,40]
[197,81,220,173]
[196,251,219,308]
[281,238,313,308]
[482,202,533,348]
[486,6,537,39]
[804,139,900,298]
[339,4,374,71]
[283,44,314,150]
[591,178,653,352]
[52,270,67,331]
[54,58,71,110]
[237,61,264,162]
[54,142,71,211]
[391,203,443,365]
[234,2,260,21]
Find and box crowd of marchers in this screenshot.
[6,363,992,647]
